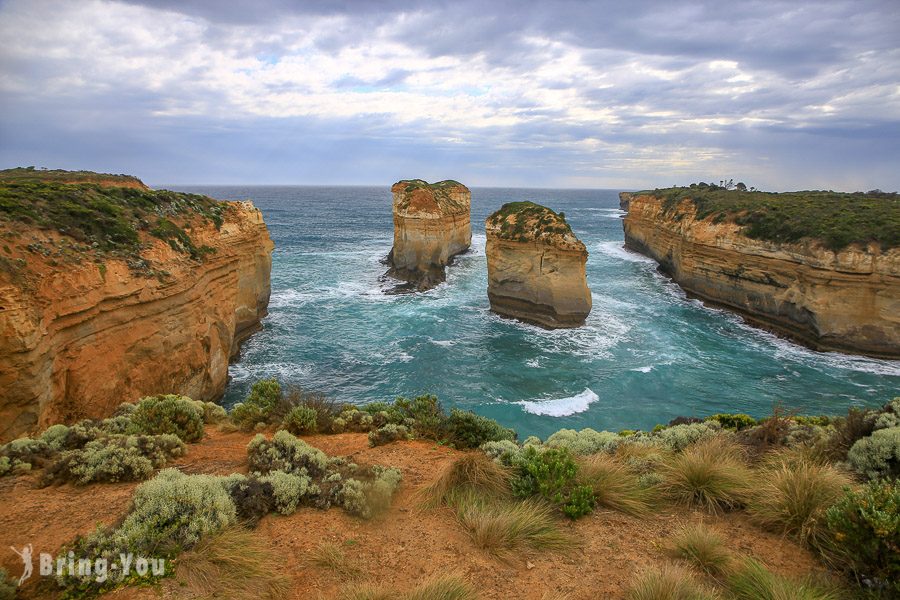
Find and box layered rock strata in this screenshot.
[385,179,471,291]
[0,175,273,440]
[622,193,899,357]
[485,202,591,328]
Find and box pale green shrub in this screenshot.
[847,427,900,480]
[0,457,10,477]
[40,424,71,450]
[479,439,521,463]
[368,423,410,447]
[43,434,186,486]
[117,468,236,549]
[651,422,721,452]
[0,436,52,476]
[0,567,14,600]
[193,400,228,424]
[333,407,375,433]
[281,405,318,435]
[523,435,542,447]
[337,466,402,519]
[231,378,282,430]
[545,428,619,455]
[247,430,329,477]
[130,394,205,442]
[260,470,320,514]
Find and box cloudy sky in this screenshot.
[1,0,898,189]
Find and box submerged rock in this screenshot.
[385,179,471,291]
[485,202,591,328]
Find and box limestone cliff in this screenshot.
[623,193,899,357]
[485,202,591,328]
[385,179,471,290]
[619,191,634,211]
[0,171,273,440]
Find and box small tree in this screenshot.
[735,182,747,191]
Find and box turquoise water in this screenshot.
[166,185,899,439]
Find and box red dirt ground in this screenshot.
[0,427,829,599]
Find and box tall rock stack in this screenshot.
[385,179,471,291]
[485,202,591,328]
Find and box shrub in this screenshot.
[626,563,719,600]
[651,422,721,452]
[394,395,445,439]
[332,407,376,433]
[368,423,410,447]
[510,446,594,518]
[479,440,521,464]
[175,526,290,599]
[667,523,731,578]
[283,389,342,432]
[118,468,237,551]
[454,493,577,559]
[705,413,756,430]
[657,436,751,514]
[247,430,329,477]
[42,434,185,486]
[0,436,53,475]
[727,558,842,600]
[260,470,320,514]
[748,451,851,548]
[281,405,319,435]
[562,484,596,519]
[130,394,204,442]
[337,466,402,519]
[0,568,14,600]
[545,428,618,455]
[419,453,511,509]
[824,481,899,594]
[443,409,516,449]
[193,400,228,424]
[847,427,900,481]
[224,475,275,526]
[819,406,876,462]
[231,378,282,430]
[40,423,72,450]
[576,454,655,517]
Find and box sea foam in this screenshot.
[516,388,599,417]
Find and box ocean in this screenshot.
[164,185,899,439]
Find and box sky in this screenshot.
[0,0,898,190]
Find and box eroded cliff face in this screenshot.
[485,202,591,328]
[386,179,471,290]
[0,196,273,441]
[623,194,900,357]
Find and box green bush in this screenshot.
[40,424,72,450]
[259,470,320,515]
[651,422,721,452]
[331,407,376,433]
[0,436,51,476]
[562,484,596,519]
[130,395,204,442]
[706,413,757,430]
[247,430,329,477]
[368,423,410,447]
[480,440,522,464]
[847,427,900,480]
[281,405,318,435]
[825,481,899,594]
[393,394,445,439]
[42,434,185,486]
[336,466,402,519]
[118,468,237,551]
[510,446,593,518]
[444,409,516,449]
[231,378,282,430]
[0,569,13,600]
[545,428,619,455]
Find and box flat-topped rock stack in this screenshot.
[485,201,591,328]
[385,179,471,291]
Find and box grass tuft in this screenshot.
[727,558,843,600]
[626,563,720,600]
[341,574,476,600]
[174,526,290,599]
[666,523,732,578]
[657,436,752,514]
[305,541,362,580]
[748,450,852,548]
[417,453,511,508]
[577,453,656,516]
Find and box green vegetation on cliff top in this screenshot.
[487,201,574,243]
[0,166,146,187]
[0,167,226,261]
[395,178,469,214]
[639,186,899,251]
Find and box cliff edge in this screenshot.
[0,169,273,440]
[622,188,899,357]
[485,202,591,328]
[385,179,471,291]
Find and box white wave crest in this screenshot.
[594,241,657,264]
[516,388,599,417]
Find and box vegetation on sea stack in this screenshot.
[639,185,899,251]
[486,201,575,243]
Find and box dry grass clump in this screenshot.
[453,492,578,559]
[727,558,843,600]
[417,453,510,509]
[577,453,656,517]
[657,436,752,514]
[174,526,290,599]
[666,523,732,579]
[747,449,852,548]
[626,563,721,600]
[341,574,476,600]
[305,541,362,580]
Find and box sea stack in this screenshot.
[385,179,471,291]
[485,202,591,328]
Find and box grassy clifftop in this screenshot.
[0,168,226,261]
[393,179,469,214]
[638,187,899,252]
[487,201,575,243]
